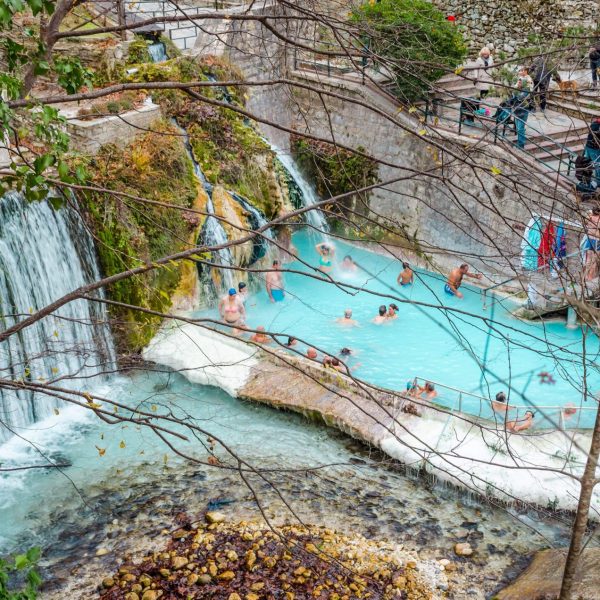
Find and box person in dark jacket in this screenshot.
[530,55,561,112]
[590,44,600,87]
[585,117,600,184]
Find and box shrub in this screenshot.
[106,101,121,114]
[352,0,466,102]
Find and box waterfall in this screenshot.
[231,193,272,264]
[270,146,330,233]
[0,192,115,444]
[176,125,236,295]
[148,41,167,63]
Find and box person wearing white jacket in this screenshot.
[474,47,494,99]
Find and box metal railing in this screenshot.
[423,95,581,182]
[408,377,597,431]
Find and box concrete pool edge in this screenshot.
[143,321,599,517]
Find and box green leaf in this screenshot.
[57,160,69,179]
[14,553,29,569]
[26,547,41,563]
[33,153,55,174]
[75,165,88,182]
[48,195,64,210]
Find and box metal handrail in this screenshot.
[410,376,597,430]
[424,95,581,181]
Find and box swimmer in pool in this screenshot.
[417,381,438,401]
[218,288,246,333]
[386,303,399,319]
[492,391,514,413]
[397,262,414,286]
[266,259,285,302]
[250,326,271,344]
[306,347,318,360]
[341,255,357,272]
[285,336,298,348]
[323,356,344,371]
[316,242,335,273]
[336,309,359,327]
[506,410,535,432]
[372,305,388,324]
[445,263,482,299]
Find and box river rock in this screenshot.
[205,511,226,524]
[495,548,600,600]
[171,556,188,569]
[141,591,158,600]
[102,577,115,588]
[454,543,473,557]
[198,574,212,584]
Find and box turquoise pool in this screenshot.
[202,231,600,428]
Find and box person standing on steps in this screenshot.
[474,47,494,100]
[590,43,600,87]
[513,66,533,150]
[265,259,285,302]
[585,117,600,186]
[397,262,414,286]
[530,55,561,114]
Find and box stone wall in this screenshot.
[241,67,578,279]
[66,102,161,154]
[432,0,598,58]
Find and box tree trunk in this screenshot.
[21,0,75,97]
[558,404,600,599]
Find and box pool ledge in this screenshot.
[144,321,599,517]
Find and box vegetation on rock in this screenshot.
[76,120,199,354]
[352,0,466,101]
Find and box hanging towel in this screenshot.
[554,221,567,265]
[522,217,542,271]
[538,220,556,267]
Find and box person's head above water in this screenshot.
[272,259,280,269]
[378,305,387,316]
[344,309,353,318]
[331,357,340,367]
[306,347,317,359]
[340,347,352,356]
[256,326,265,332]
[425,382,435,392]
[525,410,535,419]
[402,262,410,269]
[389,303,399,312]
[343,255,353,262]
[286,336,297,346]
[495,391,507,403]
[238,282,247,291]
[228,288,237,296]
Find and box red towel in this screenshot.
[538,221,555,267]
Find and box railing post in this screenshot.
[327,55,331,78]
[458,392,462,413]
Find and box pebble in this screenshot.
[95,548,110,556]
[206,511,226,524]
[102,577,115,588]
[454,542,474,557]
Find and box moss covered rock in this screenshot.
[77,120,200,353]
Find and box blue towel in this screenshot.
[521,217,542,271]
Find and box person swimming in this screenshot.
[250,326,271,344]
[306,347,318,360]
[397,262,414,286]
[507,410,535,432]
[492,391,514,413]
[386,303,399,319]
[285,336,298,347]
[316,242,335,273]
[336,309,359,327]
[323,356,344,371]
[266,259,285,302]
[445,263,482,299]
[341,255,357,272]
[218,288,246,332]
[417,381,438,401]
[372,305,388,324]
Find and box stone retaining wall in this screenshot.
[432,0,598,58]
[66,102,161,154]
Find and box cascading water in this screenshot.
[177,127,236,295]
[148,41,167,63]
[0,192,114,444]
[271,146,330,233]
[231,192,272,264]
